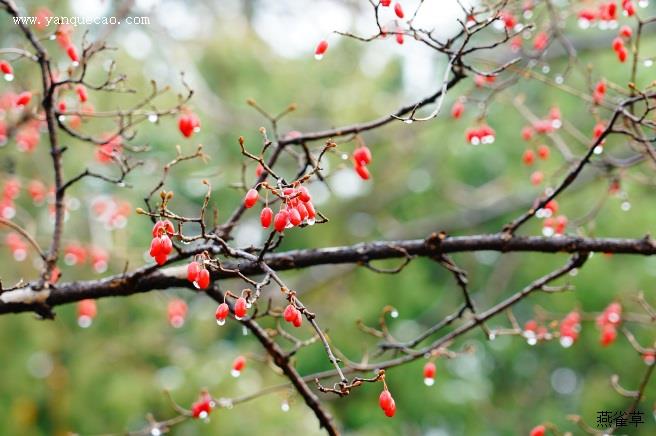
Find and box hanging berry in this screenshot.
[394,2,404,19]
[168,298,188,328]
[314,40,329,60]
[215,302,230,326]
[234,297,248,319]
[178,112,201,138]
[260,207,273,228]
[191,391,214,419]
[77,299,97,328]
[378,389,396,417]
[423,362,436,386]
[529,425,546,436]
[244,188,259,208]
[231,355,246,377]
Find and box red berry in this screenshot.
[623,1,636,16]
[232,355,246,377]
[15,91,32,107]
[244,188,259,208]
[544,200,558,215]
[533,32,548,51]
[381,0,391,6]
[522,149,535,166]
[394,2,404,18]
[168,298,188,328]
[530,171,544,186]
[283,304,297,323]
[0,60,12,75]
[451,100,464,119]
[234,297,248,319]
[187,261,200,282]
[255,163,265,178]
[298,186,311,202]
[288,207,302,226]
[529,425,546,436]
[305,202,317,220]
[292,310,303,327]
[274,210,289,232]
[296,203,309,221]
[384,401,396,417]
[593,122,605,139]
[75,84,88,103]
[521,126,534,141]
[315,40,328,60]
[196,268,210,290]
[260,207,273,228]
[178,112,200,138]
[612,37,624,52]
[617,46,627,63]
[354,163,371,180]
[379,390,394,411]
[152,220,175,237]
[77,299,97,327]
[619,25,632,39]
[66,45,79,62]
[215,303,229,325]
[595,80,606,95]
[537,145,550,160]
[600,324,617,346]
[423,362,436,380]
[353,146,372,166]
[395,32,404,45]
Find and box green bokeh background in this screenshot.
[1,1,656,435]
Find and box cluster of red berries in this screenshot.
[611,26,630,63]
[244,185,317,232]
[559,310,581,348]
[215,293,250,325]
[54,23,79,63]
[149,220,175,265]
[596,302,622,346]
[187,259,211,290]
[191,390,215,419]
[465,124,496,145]
[64,243,109,273]
[523,320,551,345]
[178,111,201,138]
[542,214,568,236]
[77,299,97,328]
[522,145,550,166]
[283,304,303,328]
[95,135,123,164]
[378,388,396,417]
[353,145,372,180]
[168,298,188,328]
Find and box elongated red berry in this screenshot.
[66,44,79,62]
[600,324,617,346]
[16,91,32,107]
[77,299,97,328]
[354,163,371,180]
[152,220,175,237]
[423,362,436,386]
[379,390,394,411]
[187,261,200,282]
[353,146,372,166]
[231,355,246,377]
[260,207,273,228]
[283,304,297,322]
[530,425,546,436]
[0,60,12,75]
[215,302,229,325]
[619,25,632,39]
[75,84,88,102]
[196,268,210,290]
[394,2,404,18]
[298,186,311,202]
[288,207,302,226]
[315,40,328,60]
[451,100,464,119]
[381,0,391,6]
[395,32,404,45]
[292,309,303,327]
[612,37,624,52]
[234,297,248,319]
[244,188,259,208]
[617,46,627,63]
[274,210,289,232]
